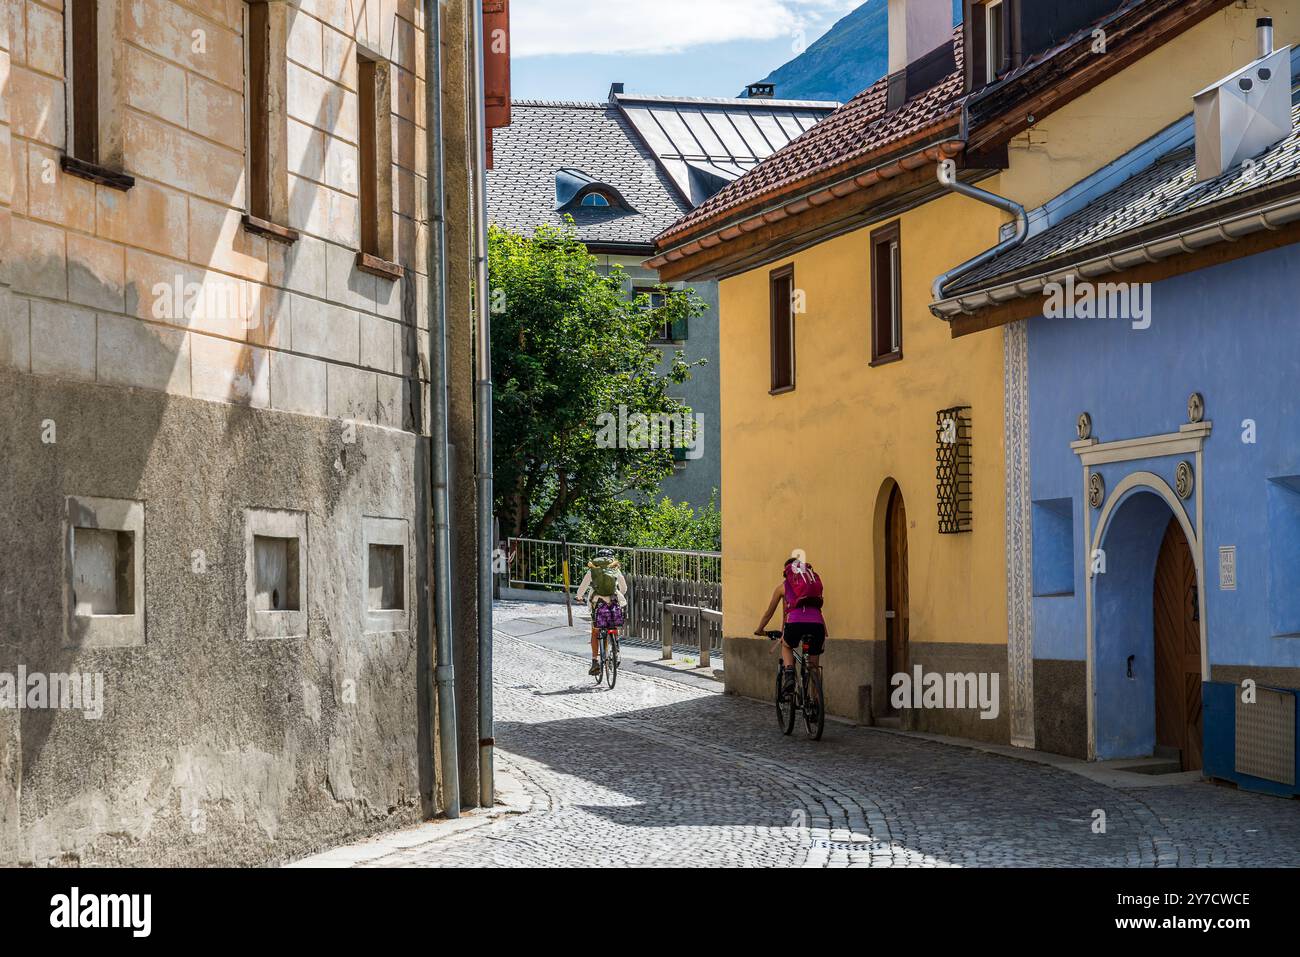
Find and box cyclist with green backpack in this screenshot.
[575,549,628,676]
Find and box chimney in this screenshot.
[1192,18,1292,182]
[746,82,775,99]
[483,0,511,130]
[888,0,953,76]
[608,82,624,102]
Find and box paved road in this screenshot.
[361,611,1300,868]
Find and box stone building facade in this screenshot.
[0,0,487,865]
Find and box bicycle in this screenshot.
[766,630,825,740]
[596,625,621,689]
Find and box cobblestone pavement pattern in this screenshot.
[360,623,1300,867]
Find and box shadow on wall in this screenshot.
[1,2,431,864]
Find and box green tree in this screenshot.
[490,221,707,539]
[561,492,721,552]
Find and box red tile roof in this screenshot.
[655,27,966,248]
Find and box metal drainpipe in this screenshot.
[930,159,1029,307]
[469,0,496,809]
[425,0,459,819]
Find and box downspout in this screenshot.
[469,0,496,808]
[930,119,1029,307]
[425,0,459,819]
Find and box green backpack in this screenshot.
[589,558,620,597]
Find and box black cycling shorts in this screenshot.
[783,621,826,655]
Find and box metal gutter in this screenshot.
[930,187,1300,318]
[470,0,496,808]
[423,0,459,820]
[930,134,1029,302]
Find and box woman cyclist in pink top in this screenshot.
[754,556,826,693]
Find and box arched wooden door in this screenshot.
[884,485,910,707]
[1153,517,1203,770]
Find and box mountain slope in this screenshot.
[751,0,963,103]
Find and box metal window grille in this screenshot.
[936,406,972,534]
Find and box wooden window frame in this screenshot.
[63,0,133,190]
[242,1,297,242]
[356,47,402,280]
[984,0,1006,85]
[870,221,903,367]
[966,0,1018,92]
[769,264,796,395]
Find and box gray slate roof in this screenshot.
[950,101,1300,293]
[487,101,691,248]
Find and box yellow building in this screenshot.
[650,0,1276,744]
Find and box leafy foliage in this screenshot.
[490,220,708,539]
[561,491,722,553]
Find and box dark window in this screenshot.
[69,0,99,163]
[968,0,1017,91]
[985,0,1006,84]
[581,192,611,207]
[247,0,271,219]
[357,52,394,263]
[770,265,795,393]
[870,222,902,364]
[639,288,687,343]
[358,55,380,258]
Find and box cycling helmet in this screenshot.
[595,548,615,559]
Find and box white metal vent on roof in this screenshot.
[1193,20,1292,183]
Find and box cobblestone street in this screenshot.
[319,605,1300,868]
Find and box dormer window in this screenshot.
[555,168,635,213]
[968,0,1016,92]
[985,0,1006,84]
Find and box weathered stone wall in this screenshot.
[0,368,426,866]
[0,0,463,862]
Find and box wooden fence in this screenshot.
[626,576,722,657]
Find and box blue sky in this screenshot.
[512,0,864,102]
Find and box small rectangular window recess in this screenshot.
[365,518,409,633]
[770,265,795,393]
[1032,498,1075,596]
[64,496,146,648]
[245,508,308,639]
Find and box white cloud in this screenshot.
[513,0,860,57]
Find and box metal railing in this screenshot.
[505,537,720,590]
[504,537,722,654]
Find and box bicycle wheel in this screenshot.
[595,631,606,684]
[605,634,619,689]
[775,668,796,735]
[803,667,825,741]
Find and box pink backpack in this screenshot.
[784,562,824,610]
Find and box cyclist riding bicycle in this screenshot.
[754,555,826,694]
[575,548,628,676]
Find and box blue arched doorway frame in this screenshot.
[1085,471,1207,760]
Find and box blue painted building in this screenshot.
[933,47,1300,794]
